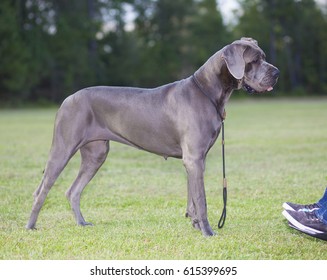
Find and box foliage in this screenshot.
[0,0,326,104]
[1,99,327,259]
[235,0,327,95]
[0,1,31,95]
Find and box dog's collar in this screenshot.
[191,74,226,121]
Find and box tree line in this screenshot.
[0,0,326,104]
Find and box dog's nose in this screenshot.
[273,69,280,79]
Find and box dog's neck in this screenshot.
[193,51,240,111]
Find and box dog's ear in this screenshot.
[241,37,258,46]
[222,44,246,80]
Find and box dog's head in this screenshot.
[222,37,279,93]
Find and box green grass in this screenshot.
[1,98,327,259]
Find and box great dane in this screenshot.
[26,37,279,236]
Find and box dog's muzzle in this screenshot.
[243,68,280,94]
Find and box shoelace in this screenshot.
[304,210,320,221]
[303,203,320,211]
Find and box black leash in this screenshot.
[218,117,227,228]
[191,75,228,229]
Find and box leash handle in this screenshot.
[218,119,227,229]
[218,182,227,228]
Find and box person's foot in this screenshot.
[283,210,327,233]
[287,222,327,241]
[283,209,327,241]
[282,202,320,212]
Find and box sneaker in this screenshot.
[282,210,327,234]
[282,202,320,212]
[287,222,327,241]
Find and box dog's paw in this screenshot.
[202,229,217,237]
[199,221,216,237]
[78,221,94,227]
[25,223,37,230]
[26,226,37,230]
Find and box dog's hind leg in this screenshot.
[66,140,109,226]
[26,143,77,230]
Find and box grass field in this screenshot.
[1,98,327,260]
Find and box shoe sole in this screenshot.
[282,210,324,234]
[288,222,327,241]
[282,202,295,211]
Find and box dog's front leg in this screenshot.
[183,157,215,237]
[186,189,201,231]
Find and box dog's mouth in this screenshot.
[243,83,274,94]
[243,83,256,94]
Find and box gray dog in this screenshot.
[26,37,279,236]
